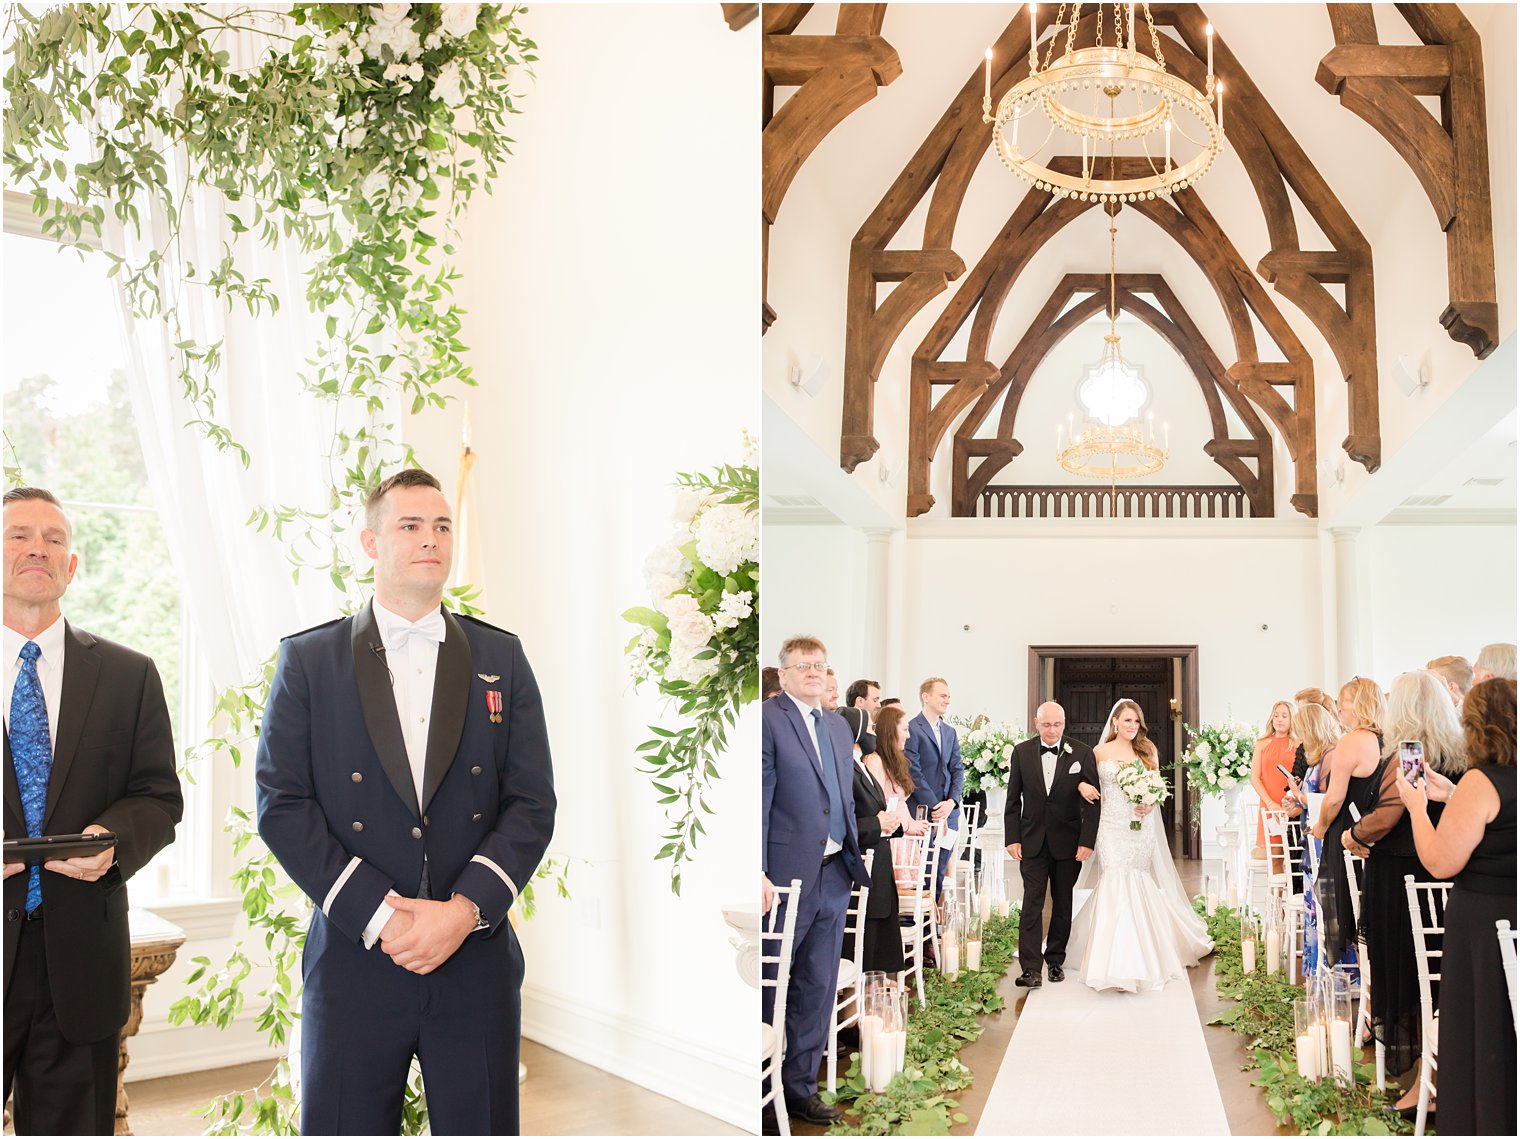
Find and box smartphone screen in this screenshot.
[1276,763,1294,781]
[1399,739,1426,782]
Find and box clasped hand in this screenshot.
[379,894,478,975]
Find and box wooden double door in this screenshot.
[1053,655,1178,840]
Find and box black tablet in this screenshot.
[3,832,117,865]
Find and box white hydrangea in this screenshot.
[712,590,753,631]
[643,541,689,600]
[665,637,720,685]
[440,2,481,36]
[364,4,422,60]
[694,503,757,576]
[671,487,713,527]
[432,59,467,107]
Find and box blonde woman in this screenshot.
[1250,700,1298,855]
[1346,670,1464,1093]
[1065,700,1212,993]
[1284,704,1343,972]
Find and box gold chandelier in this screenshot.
[1057,207,1168,480]
[983,2,1225,204]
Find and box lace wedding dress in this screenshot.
[1067,758,1214,993]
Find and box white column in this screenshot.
[1329,527,1363,684]
[862,527,893,673]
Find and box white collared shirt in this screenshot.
[783,691,841,857]
[3,614,66,749]
[372,600,441,801]
[1041,740,1060,792]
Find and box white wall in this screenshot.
[402,6,758,1129]
[763,521,868,672]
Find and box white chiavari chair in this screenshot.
[1499,919,1518,1029]
[1404,874,1453,1138]
[826,851,873,1093]
[1343,848,1385,1089]
[893,830,935,1006]
[760,879,803,1137]
[1242,795,1271,907]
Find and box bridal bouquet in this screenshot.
[1113,760,1169,831]
[949,715,1028,793]
[1180,721,1256,798]
[623,440,758,893]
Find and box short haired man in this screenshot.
[761,636,870,1128]
[256,468,555,1133]
[3,488,183,1134]
[762,666,781,700]
[881,697,901,708]
[845,678,882,728]
[904,677,963,895]
[821,668,840,712]
[1473,642,1517,684]
[1426,655,1474,707]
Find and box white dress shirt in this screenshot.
[784,691,841,857]
[1041,741,1059,793]
[3,614,66,749]
[361,602,446,948]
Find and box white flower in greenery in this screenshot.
[432,59,467,107]
[440,2,482,36]
[1195,741,1211,758]
[1218,774,1237,789]
[643,541,689,592]
[712,590,753,631]
[694,503,758,576]
[361,170,389,202]
[666,637,719,685]
[671,487,712,527]
[647,573,685,602]
[659,594,714,647]
[1002,744,1014,760]
[373,3,411,28]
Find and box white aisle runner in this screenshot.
[974,970,1229,1135]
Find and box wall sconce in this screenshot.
[788,354,830,397]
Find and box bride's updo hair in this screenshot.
[1105,699,1159,768]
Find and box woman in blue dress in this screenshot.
[1286,704,1344,975]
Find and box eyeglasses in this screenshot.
[783,661,829,673]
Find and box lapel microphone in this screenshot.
[369,642,393,684]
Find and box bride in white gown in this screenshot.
[1067,699,1213,993]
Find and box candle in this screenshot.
[1330,1017,1354,1084]
[1316,1019,1331,1079]
[998,898,1011,918]
[984,48,992,108]
[1206,892,1218,915]
[1029,3,1037,69]
[1164,117,1172,172]
[860,1012,881,1082]
[1242,935,1256,974]
[1266,928,1281,974]
[1205,22,1214,83]
[871,1029,904,1092]
[942,934,960,980]
[1295,1031,1320,1081]
[979,891,992,923]
[966,938,983,972]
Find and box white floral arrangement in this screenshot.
[1180,721,1256,798]
[947,715,1029,793]
[1113,759,1170,831]
[623,440,758,893]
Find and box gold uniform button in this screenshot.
[411,826,422,839]
[471,766,482,775]
[352,821,363,833]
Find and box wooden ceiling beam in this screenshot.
[1316,44,1451,94]
[720,4,758,31]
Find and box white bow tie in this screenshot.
[386,609,445,646]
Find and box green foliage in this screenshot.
[1202,906,1411,1135]
[823,912,1020,1136]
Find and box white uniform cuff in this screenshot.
[322,855,362,917]
[470,854,519,904]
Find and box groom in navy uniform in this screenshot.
[761,635,870,1128]
[905,676,963,895]
[256,468,555,1135]
[1004,700,1099,987]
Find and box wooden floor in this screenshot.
[120,1040,741,1136]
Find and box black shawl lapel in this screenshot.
[420,607,471,815]
[43,622,100,830]
[351,602,420,818]
[4,729,24,833]
[1024,742,1050,810]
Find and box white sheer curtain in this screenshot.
[97,20,353,691]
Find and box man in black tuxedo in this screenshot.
[3,487,183,1134]
[1004,701,1099,987]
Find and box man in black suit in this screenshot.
[3,487,183,1134]
[256,468,555,1135]
[1004,701,1099,987]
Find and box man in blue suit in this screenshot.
[905,676,963,895]
[256,469,555,1135]
[761,635,870,1130]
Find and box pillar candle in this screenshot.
[1330,1017,1354,1084]
[966,938,982,971]
[1295,1032,1320,1080]
[979,891,992,923]
[998,898,1011,918]
[859,1012,881,1082]
[1266,928,1281,975]
[943,935,959,979]
[871,1029,904,1092]
[1242,936,1256,974]
[1205,892,1218,916]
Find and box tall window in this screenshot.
[4,203,210,902]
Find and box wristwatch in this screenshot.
[453,892,489,932]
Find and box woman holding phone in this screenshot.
[1346,670,1465,1110]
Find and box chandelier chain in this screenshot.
[1047,2,1071,71]
[1145,3,1166,71]
[1095,1,1103,49]
[1113,2,1123,51]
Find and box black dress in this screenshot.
[1355,754,1450,1077]
[1437,765,1516,1136]
[1319,760,1381,965]
[848,755,906,974]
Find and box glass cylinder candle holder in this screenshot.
[1240,911,1259,975]
[1264,897,1284,976]
[1204,871,1219,916]
[866,982,904,1093]
[966,906,984,971]
[1287,903,1303,986]
[1294,999,1324,1082]
[1324,968,1356,1086]
[941,901,962,980]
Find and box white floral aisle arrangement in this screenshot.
[1180,721,1256,799]
[623,440,758,894]
[1114,759,1170,831]
[948,715,1029,793]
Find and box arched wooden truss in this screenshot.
[762,4,900,329]
[1316,3,1498,358]
[951,273,1276,517]
[842,3,1382,501]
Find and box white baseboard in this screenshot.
[521,983,756,1133]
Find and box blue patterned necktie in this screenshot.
[811,708,847,846]
[11,641,53,913]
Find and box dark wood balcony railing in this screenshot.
[977,484,1253,519]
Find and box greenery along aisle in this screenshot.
[823,912,1020,1137]
[1201,906,1411,1136]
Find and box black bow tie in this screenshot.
[1041,744,1060,755]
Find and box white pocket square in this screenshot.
[1067,761,1082,774]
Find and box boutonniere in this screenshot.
[1063,743,1072,755]
[485,689,503,724]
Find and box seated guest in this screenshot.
[839,707,905,975]
[1473,642,1516,684]
[1283,704,1343,971]
[762,666,781,700]
[1426,655,1473,708]
[845,677,881,729]
[1344,670,1464,1100]
[1394,678,1515,1136]
[1311,677,1385,972]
